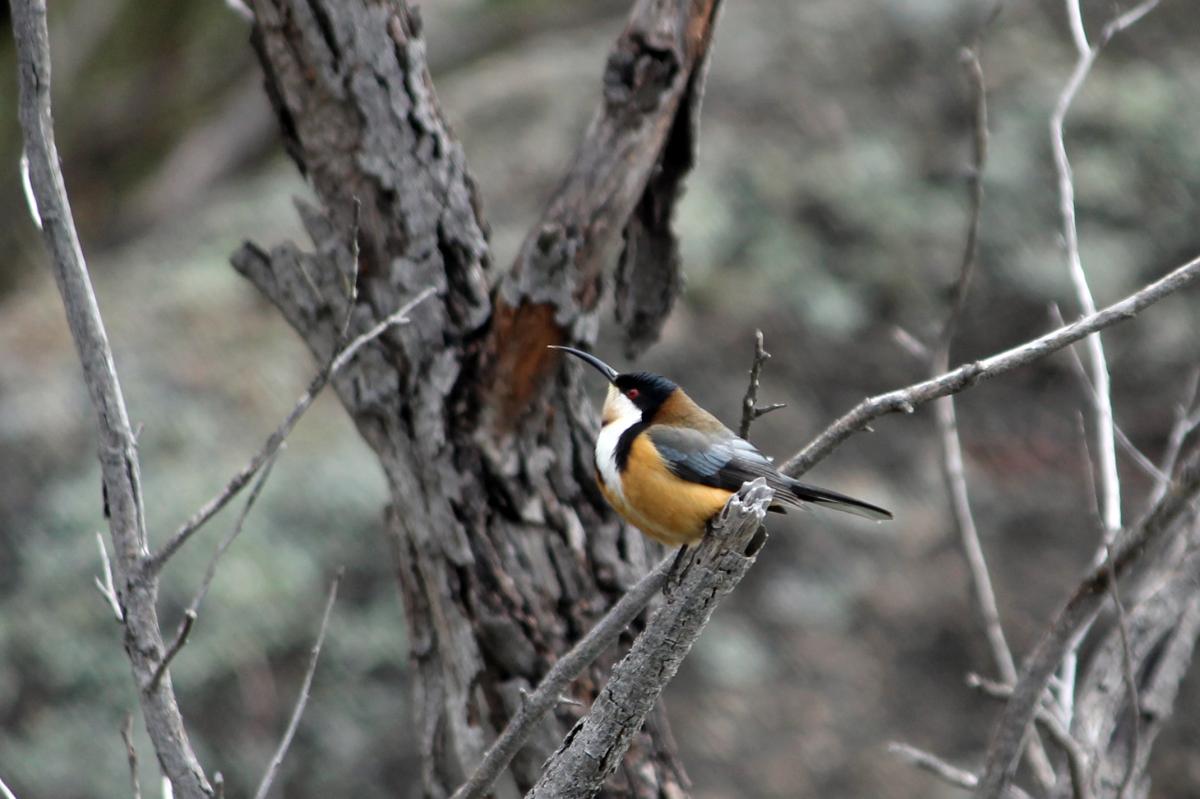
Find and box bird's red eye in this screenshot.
[626,388,640,400]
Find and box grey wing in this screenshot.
[647,425,785,493]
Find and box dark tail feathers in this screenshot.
[786,479,893,521]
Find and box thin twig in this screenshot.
[890,326,929,362]
[1154,369,1200,504]
[148,612,196,694]
[150,452,280,692]
[149,286,436,573]
[94,531,124,622]
[450,554,675,799]
[121,712,143,799]
[929,48,1055,790]
[738,330,785,438]
[339,198,361,343]
[887,742,977,790]
[932,49,1012,682]
[191,452,281,614]
[12,2,211,794]
[0,775,18,799]
[252,572,341,799]
[18,151,40,229]
[224,0,253,22]
[781,254,1200,478]
[1050,304,1164,484]
[968,674,1094,799]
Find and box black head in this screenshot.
[614,371,677,414]
[549,346,678,415]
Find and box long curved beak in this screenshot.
[548,345,618,384]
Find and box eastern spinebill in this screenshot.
[551,345,892,546]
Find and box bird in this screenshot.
[550,345,892,547]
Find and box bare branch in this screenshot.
[1050,304,1166,485]
[450,554,674,799]
[121,713,144,799]
[224,0,253,22]
[738,330,785,438]
[1065,0,1089,55]
[1052,0,1160,545]
[888,742,977,790]
[781,255,1200,478]
[928,48,1054,789]
[94,531,124,622]
[0,775,18,799]
[528,481,772,798]
[11,2,210,794]
[978,449,1200,798]
[149,286,435,573]
[1101,540,1140,799]
[1155,369,1200,503]
[891,326,929,362]
[252,572,341,799]
[149,612,196,694]
[18,150,40,229]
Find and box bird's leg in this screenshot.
[663,545,691,596]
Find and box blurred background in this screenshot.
[2,1,1199,797]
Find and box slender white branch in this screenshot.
[0,775,18,799]
[1065,0,1089,55]
[1050,0,1161,546]
[18,151,41,229]
[252,573,341,799]
[94,531,124,622]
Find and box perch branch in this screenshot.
[527,481,773,798]
[780,254,1200,478]
[449,555,674,799]
[252,572,340,799]
[11,1,211,795]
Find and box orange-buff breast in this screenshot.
[599,433,734,547]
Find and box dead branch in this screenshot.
[977,449,1200,798]
[252,572,341,799]
[11,1,211,794]
[739,330,786,438]
[780,254,1200,478]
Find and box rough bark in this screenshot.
[528,481,772,798]
[1063,520,1200,799]
[236,0,720,795]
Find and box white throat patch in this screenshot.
[595,388,642,501]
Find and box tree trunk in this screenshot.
[235,0,721,795]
